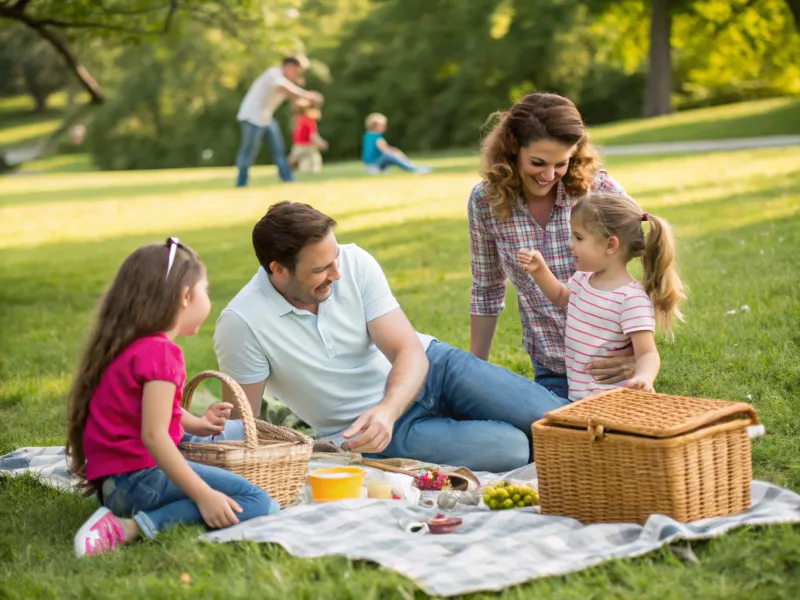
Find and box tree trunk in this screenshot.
[22,69,48,112]
[786,0,800,30]
[644,0,672,117]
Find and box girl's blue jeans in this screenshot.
[100,457,278,539]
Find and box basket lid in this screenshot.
[543,388,758,439]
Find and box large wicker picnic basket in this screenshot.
[179,370,314,508]
[532,388,758,525]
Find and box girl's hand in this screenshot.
[196,489,243,529]
[623,377,655,393]
[516,249,546,275]
[196,402,233,437]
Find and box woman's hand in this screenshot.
[196,489,242,529]
[194,402,233,437]
[516,249,546,275]
[586,347,636,384]
[623,377,655,393]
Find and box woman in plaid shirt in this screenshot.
[468,93,636,399]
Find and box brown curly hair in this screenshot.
[480,93,601,221]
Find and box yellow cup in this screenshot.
[308,467,365,502]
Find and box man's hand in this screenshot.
[624,377,655,393]
[307,91,324,105]
[516,249,546,275]
[195,402,233,437]
[341,405,397,454]
[586,347,636,384]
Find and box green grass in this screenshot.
[0,148,799,598]
[590,97,800,146]
[0,92,81,150]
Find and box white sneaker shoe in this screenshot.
[74,507,125,557]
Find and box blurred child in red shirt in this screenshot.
[289,99,328,173]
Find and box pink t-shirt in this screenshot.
[565,272,655,401]
[83,334,186,481]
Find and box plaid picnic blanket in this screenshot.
[3,446,800,596]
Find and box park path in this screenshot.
[598,135,800,156]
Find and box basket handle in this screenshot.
[181,370,259,451]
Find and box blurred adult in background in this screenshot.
[468,92,636,399]
[235,55,323,186]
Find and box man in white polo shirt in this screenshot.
[214,202,569,472]
[235,55,323,187]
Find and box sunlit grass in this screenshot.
[590,96,800,145]
[0,134,799,599]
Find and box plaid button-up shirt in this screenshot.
[468,171,627,374]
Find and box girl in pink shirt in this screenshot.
[67,238,277,557]
[517,192,686,400]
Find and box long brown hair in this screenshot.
[66,241,204,483]
[571,193,687,334]
[480,92,600,221]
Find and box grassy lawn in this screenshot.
[1,147,799,598]
[589,97,800,146]
[3,95,799,175]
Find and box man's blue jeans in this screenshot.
[235,119,293,186]
[368,341,570,472]
[101,461,279,539]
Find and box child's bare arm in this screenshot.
[516,249,570,308]
[624,331,660,392]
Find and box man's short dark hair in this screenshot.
[253,201,337,273]
[282,55,308,69]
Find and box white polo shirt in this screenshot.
[236,66,289,127]
[214,244,434,440]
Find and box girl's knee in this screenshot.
[252,487,280,517]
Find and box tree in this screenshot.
[644,0,673,116]
[0,0,263,104]
[0,23,71,111]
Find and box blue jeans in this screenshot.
[378,152,415,172]
[235,119,293,186]
[101,461,279,539]
[532,359,570,401]
[367,341,569,472]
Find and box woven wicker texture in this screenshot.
[179,370,314,508]
[533,389,757,525]
[544,388,758,438]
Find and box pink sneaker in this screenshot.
[73,507,126,557]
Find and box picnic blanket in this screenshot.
[3,446,800,596]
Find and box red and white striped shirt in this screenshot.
[565,272,655,401]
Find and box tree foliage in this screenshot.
[2,0,798,168]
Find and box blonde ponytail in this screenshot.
[642,214,686,335]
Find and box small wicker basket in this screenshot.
[179,370,314,508]
[532,388,758,525]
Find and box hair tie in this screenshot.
[641,212,649,222]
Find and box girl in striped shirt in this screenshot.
[516,192,686,401]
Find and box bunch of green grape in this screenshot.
[482,481,538,510]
